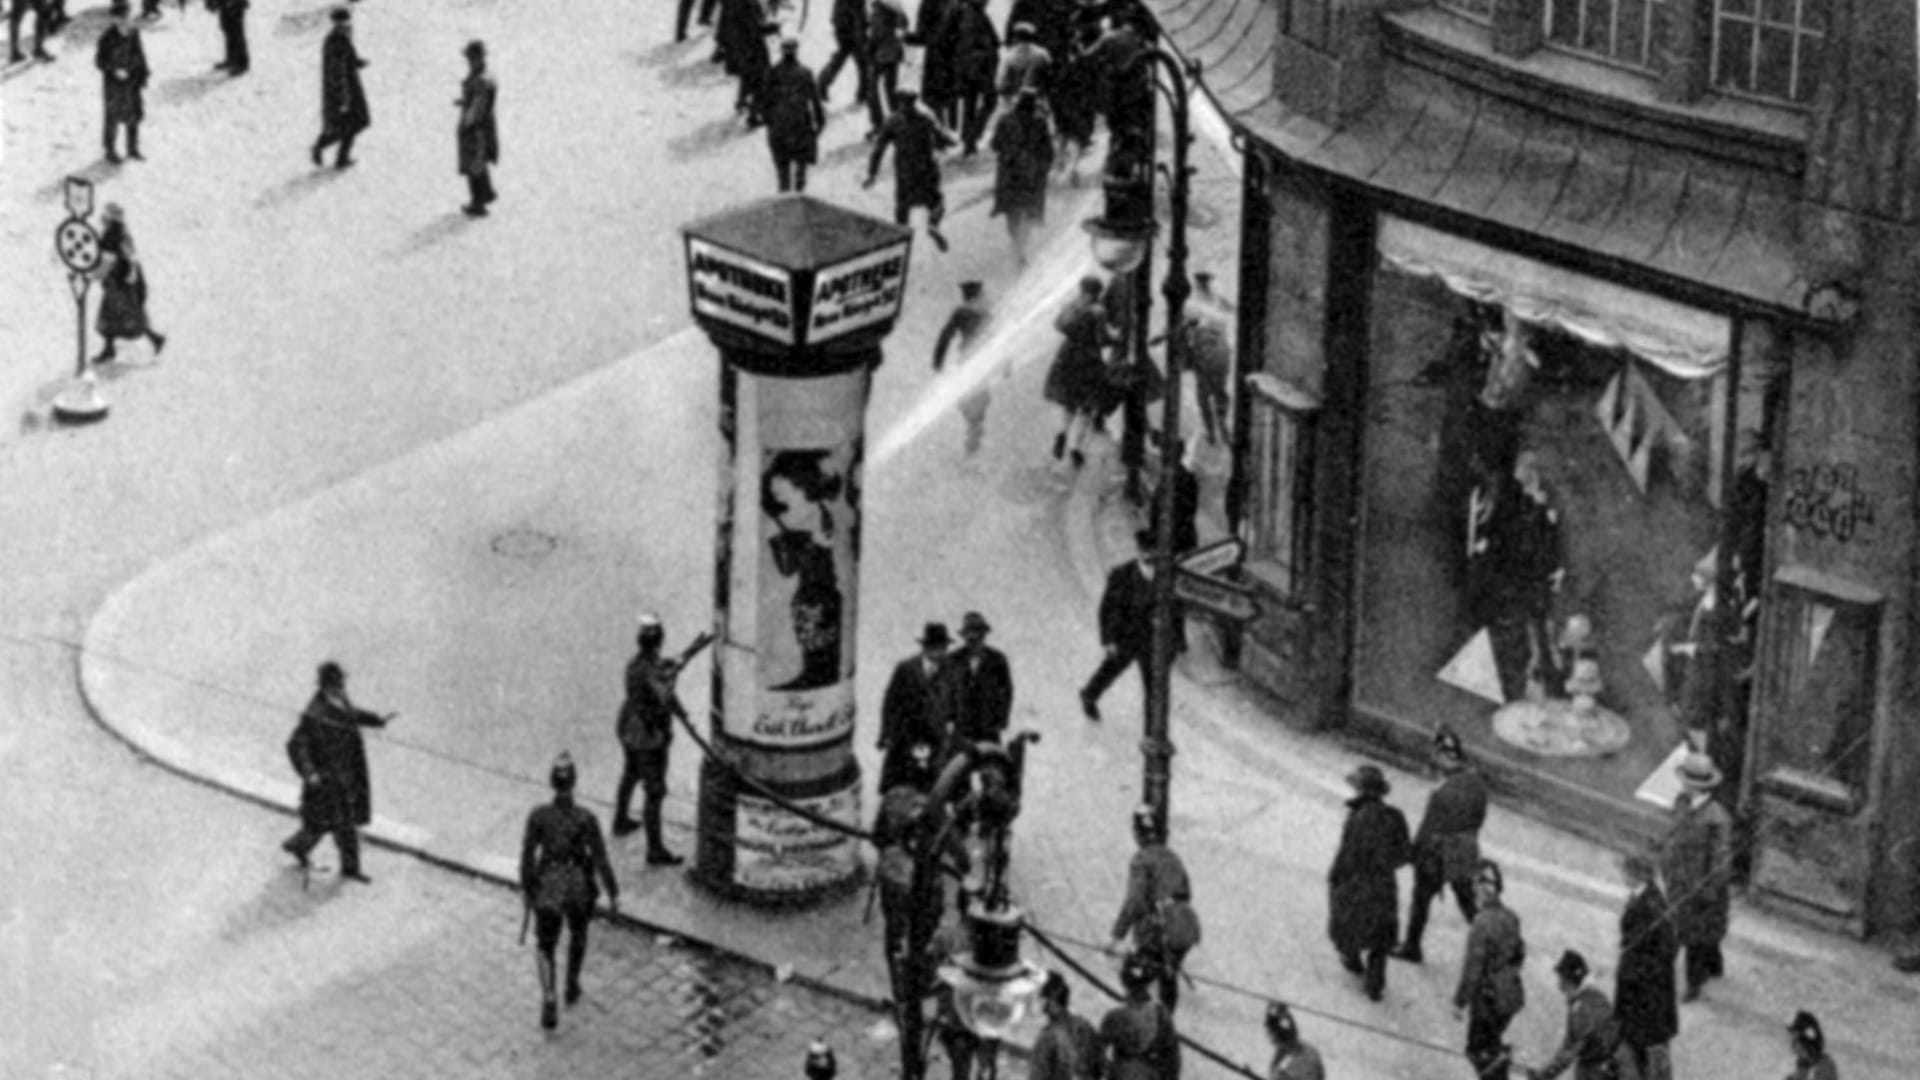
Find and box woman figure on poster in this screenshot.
[762,449,846,692]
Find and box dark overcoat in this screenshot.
[989,102,1054,221]
[321,26,370,138]
[1659,794,1733,946]
[1097,559,1156,656]
[1044,295,1110,412]
[942,0,999,94]
[916,0,956,99]
[1615,884,1680,1047]
[829,0,866,48]
[94,222,150,340]
[95,25,148,124]
[948,644,1014,743]
[286,691,386,830]
[717,0,771,80]
[879,654,953,751]
[1327,793,1411,955]
[1005,0,1073,66]
[762,57,825,160]
[457,71,498,176]
[868,105,953,205]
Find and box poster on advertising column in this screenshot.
[733,784,862,892]
[722,370,868,750]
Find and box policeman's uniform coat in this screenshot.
[286,691,386,831]
[1030,1009,1104,1080]
[1111,841,1192,952]
[619,650,683,757]
[520,798,618,914]
[1413,766,1489,884]
[1327,792,1411,956]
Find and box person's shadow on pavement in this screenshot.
[216,867,338,946]
[253,169,348,211]
[667,116,753,162]
[155,72,231,107]
[388,211,478,260]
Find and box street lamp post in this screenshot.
[1083,39,1196,837]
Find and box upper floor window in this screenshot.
[1544,0,1665,70]
[1711,0,1827,104]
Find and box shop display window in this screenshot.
[1352,260,1749,803]
[1755,567,1879,810]
[1246,374,1317,601]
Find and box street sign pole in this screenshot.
[51,177,108,426]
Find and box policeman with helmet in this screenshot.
[612,612,687,865]
[519,751,620,1030]
[1264,1001,1325,1080]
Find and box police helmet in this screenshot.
[550,751,578,792]
[636,612,665,647]
[803,1040,838,1080]
[1788,1011,1824,1057]
[1119,951,1156,990]
[1265,1001,1299,1044]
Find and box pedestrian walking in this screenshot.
[611,613,688,865]
[210,0,247,75]
[90,203,167,365]
[1047,11,1098,182]
[762,38,825,192]
[1784,1011,1838,1080]
[1396,725,1489,963]
[519,752,620,1031]
[1100,951,1181,1080]
[1081,4,1152,156]
[1045,276,1114,469]
[937,0,999,154]
[804,1041,839,1080]
[815,0,868,107]
[1108,804,1199,1013]
[863,0,906,136]
[931,280,994,455]
[1263,1001,1325,1080]
[1328,762,1411,1002]
[1657,751,1732,1002]
[676,0,719,42]
[716,0,772,126]
[948,611,1014,744]
[1006,0,1072,66]
[1146,437,1200,555]
[1525,951,1620,1080]
[95,1,148,163]
[1031,972,1105,1080]
[915,0,958,128]
[1454,860,1525,1080]
[456,40,499,216]
[9,0,54,64]
[863,88,955,251]
[1079,528,1159,721]
[997,22,1052,104]
[311,7,369,168]
[989,86,1054,267]
[878,622,955,789]
[280,662,391,883]
[1614,852,1678,1080]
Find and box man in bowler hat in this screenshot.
[878,622,954,787]
[1079,528,1181,722]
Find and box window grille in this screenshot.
[1711,0,1827,104]
[1544,0,1665,70]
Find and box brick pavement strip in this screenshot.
[107,865,956,1080]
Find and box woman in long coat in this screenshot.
[988,87,1053,267]
[92,204,166,364]
[312,8,370,167]
[1043,276,1110,466]
[1328,763,1411,1001]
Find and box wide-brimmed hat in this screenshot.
[918,622,952,648]
[1677,752,1723,790]
[1554,950,1589,983]
[1347,763,1390,796]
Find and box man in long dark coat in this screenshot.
[95,1,148,163]
[914,0,957,126]
[938,0,1000,154]
[282,662,391,882]
[1329,763,1411,1002]
[989,86,1053,267]
[1398,726,1489,963]
[1079,529,1158,722]
[863,88,955,249]
[456,39,499,216]
[864,0,907,135]
[948,611,1014,744]
[716,0,771,126]
[762,38,825,192]
[815,0,869,106]
[1615,852,1678,1080]
[211,0,248,76]
[520,752,619,1031]
[877,622,954,789]
[1658,753,1732,1002]
[311,6,369,168]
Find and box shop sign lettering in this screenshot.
[687,239,796,344]
[808,241,910,346]
[1783,463,1875,542]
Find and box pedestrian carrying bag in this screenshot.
[1158,897,1201,952]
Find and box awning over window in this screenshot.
[1377,217,1731,378]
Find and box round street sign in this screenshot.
[56,218,102,275]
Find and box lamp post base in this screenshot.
[51,374,110,425]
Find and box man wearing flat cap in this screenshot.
[1657,751,1732,1002]
[1328,762,1410,1001]
[1399,726,1489,963]
[949,611,1013,744]
[761,37,825,192]
[878,622,957,788]
[1527,950,1619,1080]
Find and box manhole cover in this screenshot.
[491,529,558,560]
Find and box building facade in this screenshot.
[1145,0,1920,937]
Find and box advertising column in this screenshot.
[682,196,912,904]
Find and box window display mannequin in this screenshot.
[1470,450,1565,703]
